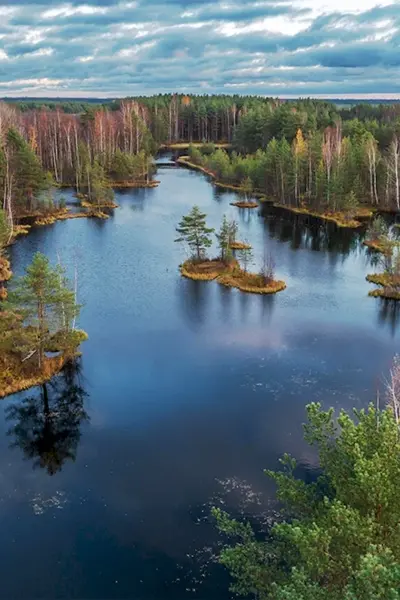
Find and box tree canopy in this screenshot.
[214,397,400,600]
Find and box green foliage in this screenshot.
[214,402,400,600]
[237,246,253,272]
[216,215,233,262]
[367,216,389,241]
[0,208,9,250]
[175,206,215,261]
[8,253,81,367]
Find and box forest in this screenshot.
[0,94,399,234]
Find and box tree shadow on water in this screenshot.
[6,359,89,476]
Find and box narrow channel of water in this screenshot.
[2,154,399,598]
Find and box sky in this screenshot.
[0,0,399,98]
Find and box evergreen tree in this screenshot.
[9,253,81,368]
[214,400,400,600]
[237,245,253,272]
[175,206,214,262]
[216,215,232,262]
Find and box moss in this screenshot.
[230,241,252,250]
[180,259,286,296]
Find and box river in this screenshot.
[2,154,400,598]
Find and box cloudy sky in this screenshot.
[0,0,399,98]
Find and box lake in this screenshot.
[3,154,400,598]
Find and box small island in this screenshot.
[175,207,286,295]
[363,216,398,255]
[366,227,400,300]
[0,237,87,398]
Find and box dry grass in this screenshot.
[0,354,71,399]
[163,142,231,150]
[363,239,393,254]
[218,271,286,295]
[273,203,366,228]
[180,259,237,281]
[35,210,109,225]
[180,259,286,295]
[0,256,12,282]
[366,272,400,301]
[112,180,160,189]
[369,288,400,300]
[81,200,119,209]
[230,201,259,209]
[230,241,252,250]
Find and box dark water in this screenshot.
[3,156,400,598]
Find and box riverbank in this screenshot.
[180,259,286,295]
[176,156,266,198]
[272,203,374,229]
[34,209,109,226]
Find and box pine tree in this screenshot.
[9,253,81,368]
[213,397,400,600]
[175,206,214,262]
[237,245,253,272]
[216,215,232,262]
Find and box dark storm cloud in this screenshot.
[0,1,399,96]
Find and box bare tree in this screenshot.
[386,355,400,425]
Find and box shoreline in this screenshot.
[176,157,372,228]
[272,203,374,229]
[0,353,77,399]
[180,259,286,296]
[176,156,266,198]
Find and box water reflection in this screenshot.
[6,359,89,476]
[261,205,362,256]
[377,299,400,336]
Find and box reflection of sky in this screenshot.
[3,160,400,598]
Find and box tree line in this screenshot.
[188,122,400,212]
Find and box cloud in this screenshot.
[0,0,399,97]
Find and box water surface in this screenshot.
[3,156,400,598]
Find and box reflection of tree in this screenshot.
[377,298,400,336]
[260,204,362,257]
[6,359,89,476]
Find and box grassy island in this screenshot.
[273,203,373,228]
[230,241,252,250]
[230,201,259,209]
[366,273,400,300]
[34,209,109,226]
[180,259,286,295]
[0,252,87,399]
[175,207,286,296]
